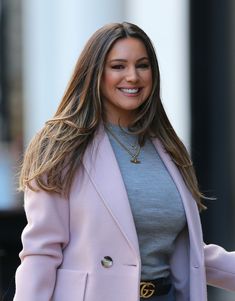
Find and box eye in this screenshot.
[111,64,125,70]
[137,63,150,69]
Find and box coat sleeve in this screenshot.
[14,188,69,301]
[204,243,235,291]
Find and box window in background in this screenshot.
[0,2,26,298]
[0,0,23,210]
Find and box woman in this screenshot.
[14,22,235,301]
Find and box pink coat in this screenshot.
[14,128,235,301]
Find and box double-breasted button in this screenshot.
[101,256,113,268]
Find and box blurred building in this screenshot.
[0,0,234,300]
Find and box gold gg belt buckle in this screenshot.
[140,281,156,298]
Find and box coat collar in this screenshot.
[82,125,203,261]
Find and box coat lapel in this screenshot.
[82,125,140,260]
[82,129,203,266]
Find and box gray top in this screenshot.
[106,124,186,280]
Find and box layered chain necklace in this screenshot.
[105,124,141,164]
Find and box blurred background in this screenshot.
[0,0,234,300]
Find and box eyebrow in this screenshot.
[108,57,149,63]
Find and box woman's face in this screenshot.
[101,37,152,126]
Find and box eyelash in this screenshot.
[111,64,150,70]
[137,63,150,69]
[111,65,125,70]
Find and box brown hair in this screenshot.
[19,22,206,210]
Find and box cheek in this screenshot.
[147,73,153,92]
[148,70,153,83]
[104,70,121,85]
[101,77,116,99]
[142,69,152,83]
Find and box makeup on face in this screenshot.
[101,37,152,126]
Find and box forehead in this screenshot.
[105,37,149,61]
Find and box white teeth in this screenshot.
[120,88,139,94]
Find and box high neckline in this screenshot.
[105,123,136,136]
[106,122,126,129]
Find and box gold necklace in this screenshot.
[105,125,141,164]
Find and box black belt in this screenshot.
[140,277,172,299]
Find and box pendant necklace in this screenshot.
[105,125,141,164]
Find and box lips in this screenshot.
[118,88,141,94]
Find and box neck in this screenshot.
[105,115,135,127]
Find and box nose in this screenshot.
[125,66,138,82]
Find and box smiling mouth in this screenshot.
[119,88,141,94]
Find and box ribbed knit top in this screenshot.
[106,124,186,280]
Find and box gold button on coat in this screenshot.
[101,256,113,268]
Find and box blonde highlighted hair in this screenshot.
[19,22,206,210]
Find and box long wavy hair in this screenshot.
[19,22,206,210]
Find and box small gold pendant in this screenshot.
[131,157,141,164]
